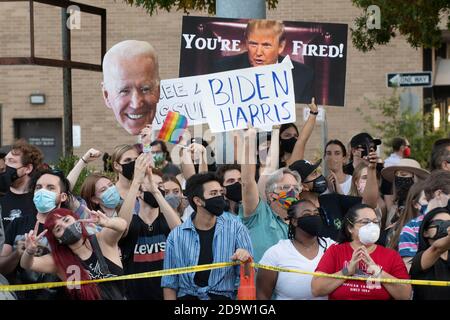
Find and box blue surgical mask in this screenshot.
[101,185,122,209]
[33,189,57,213]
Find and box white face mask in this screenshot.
[358,222,380,245]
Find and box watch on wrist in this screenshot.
[342,265,350,276]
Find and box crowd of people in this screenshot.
[0,36,449,301]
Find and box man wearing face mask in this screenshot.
[118,154,181,300]
[0,140,43,231]
[162,172,253,300]
[398,170,450,271]
[289,156,380,242]
[150,140,181,177]
[0,170,73,300]
[384,137,410,168]
[216,164,243,215]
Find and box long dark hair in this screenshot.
[279,123,299,165]
[287,199,328,251]
[338,203,374,243]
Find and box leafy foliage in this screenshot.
[123,0,279,15]
[357,91,449,168]
[54,154,92,196]
[351,0,450,51]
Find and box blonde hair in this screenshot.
[102,40,160,89]
[111,144,138,176]
[245,19,286,44]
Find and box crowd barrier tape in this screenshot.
[1,261,449,292]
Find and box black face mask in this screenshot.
[296,215,324,237]
[57,221,83,246]
[143,189,166,208]
[203,195,227,216]
[280,137,297,153]
[225,182,242,203]
[309,175,327,195]
[0,166,20,193]
[426,220,450,240]
[121,161,135,180]
[394,176,414,205]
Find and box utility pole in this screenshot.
[62,7,73,157]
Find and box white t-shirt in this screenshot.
[259,238,335,300]
[339,175,353,195]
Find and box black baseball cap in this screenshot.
[350,133,381,149]
[289,159,322,181]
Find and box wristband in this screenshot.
[81,157,88,164]
[309,110,319,115]
[25,249,36,256]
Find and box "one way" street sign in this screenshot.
[387,72,432,88]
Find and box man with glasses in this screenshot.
[0,139,43,230]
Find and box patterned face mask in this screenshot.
[273,189,300,209]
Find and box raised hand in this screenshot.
[24,221,48,255]
[82,148,102,163]
[134,153,151,185]
[140,124,152,147]
[79,209,110,228]
[143,166,159,194]
[309,97,318,113]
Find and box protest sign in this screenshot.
[180,16,348,106]
[197,56,296,133]
[152,76,206,129]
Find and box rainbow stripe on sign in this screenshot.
[157,111,188,144]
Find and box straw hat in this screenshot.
[381,158,430,182]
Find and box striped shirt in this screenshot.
[161,212,253,300]
[398,214,425,257]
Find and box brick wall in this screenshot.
[0,0,422,168]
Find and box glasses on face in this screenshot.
[274,184,302,193]
[354,218,380,226]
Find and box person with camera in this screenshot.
[410,200,450,300]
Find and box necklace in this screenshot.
[292,238,318,250]
[148,224,153,232]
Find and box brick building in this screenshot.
[0,0,447,167]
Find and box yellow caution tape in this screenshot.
[1,261,449,292]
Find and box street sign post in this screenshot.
[387,72,432,88]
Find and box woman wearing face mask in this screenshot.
[324,140,352,195]
[112,144,140,200]
[278,98,318,168]
[349,163,387,229]
[410,204,450,300]
[257,199,334,300]
[162,175,191,220]
[387,182,426,251]
[149,140,181,177]
[117,153,182,300]
[81,174,122,218]
[311,204,412,300]
[20,208,127,300]
[381,159,430,246]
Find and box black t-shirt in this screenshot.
[0,191,36,231]
[162,163,181,177]
[410,250,450,300]
[119,213,170,300]
[5,214,67,300]
[318,193,362,241]
[194,225,215,287]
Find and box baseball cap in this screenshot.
[350,133,381,149]
[289,159,322,181]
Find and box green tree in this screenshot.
[357,91,449,168]
[351,0,450,52]
[124,0,278,15]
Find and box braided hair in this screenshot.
[287,199,329,251]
